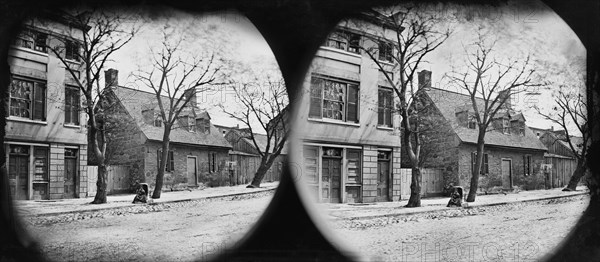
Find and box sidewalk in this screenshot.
[13,182,278,217]
[324,186,589,220]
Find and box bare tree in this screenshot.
[445,32,541,202]
[220,74,289,188]
[46,9,137,204]
[356,5,451,207]
[132,32,225,199]
[536,87,589,191]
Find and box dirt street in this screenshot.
[20,192,274,261]
[330,195,589,262]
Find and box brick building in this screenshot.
[294,11,403,203]
[96,70,232,191]
[415,71,548,193]
[6,11,90,200]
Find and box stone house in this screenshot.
[414,71,548,193]
[5,11,90,200]
[294,11,403,203]
[224,128,287,185]
[93,69,232,191]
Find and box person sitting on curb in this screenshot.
[447,188,462,207]
[132,183,147,204]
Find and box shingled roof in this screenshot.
[424,88,547,151]
[241,133,289,155]
[109,86,232,149]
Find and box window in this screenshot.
[154,117,162,127]
[13,29,47,53]
[303,146,319,184]
[378,41,393,62]
[33,147,49,181]
[471,152,489,175]
[502,119,510,134]
[65,40,80,61]
[378,88,393,127]
[196,118,211,134]
[157,150,174,172]
[325,30,361,54]
[9,77,46,121]
[347,149,362,184]
[65,85,80,125]
[309,76,359,123]
[468,115,477,129]
[523,155,532,176]
[209,152,218,172]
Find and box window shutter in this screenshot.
[309,77,322,118]
[347,149,362,184]
[347,84,359,123]
[484,154,489,174]
[65,87,72,124]
[378,90,384,125]
[33,82,45,120]
[169,151,174,172]
[157,149,161,169]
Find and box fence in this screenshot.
[400,168,444,199]
[86,165,131,196]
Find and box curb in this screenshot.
[340,191,589,221]
[23,187,277,217]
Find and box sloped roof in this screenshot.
[109,86,231,149]
[425,88,547,151]
[242,133,289,155]
[558,136,584,154]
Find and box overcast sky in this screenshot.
[105,1,585,134]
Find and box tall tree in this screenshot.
[355,5,451,207]
[536,87,589,191]
[46,9,137,204]
[132,32,225,199]
[446,32,541,202]
[220,74,289,188]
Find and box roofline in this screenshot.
[146,139,232,150]
[460,141,547,152]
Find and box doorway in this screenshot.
[187,156,198,186]
[501,158,513,190]
[377,150,391,202]
[64,148,78,198]
[8,147,29,200]
[321,147,342,203]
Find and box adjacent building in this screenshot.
[535,127,583,188]
[224,128,287,185]
[6,11,90,200]
[295,11,403,203]
[415,73,548,193]
[96,69,232,191]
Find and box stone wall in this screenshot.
[457,144,546,193]
[143,142,230,191]
[49,143,88,199]
[361,145,378,203]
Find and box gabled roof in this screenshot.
[242,133,289,155]
[424,88,547,151]
[109,86,231,149]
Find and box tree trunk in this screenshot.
[247,156,277,188]
[467,132,486,202]
[152,132,171,199]
[405,167,422,207]
[564,159,587,191]
[91,164,108,204]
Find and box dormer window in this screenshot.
[502,119,510,134]
[154,117,162,127]
[468,116,477,129]
[196,118,210,134]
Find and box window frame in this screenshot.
[378,41,394,63]
[378,87,393,127]
[13,29,48,53]
[523,155,532,176]
[209,152,218,173]
[467,115,477,129]
[346,149,362,185]
[8,76,46,121]
[157,149,175,172]
[502,118,510,134]
[309,75,359,123]
[471,151,489,175]
[65,39,81,62]
[324,30,361,54]
[64,85,80,125]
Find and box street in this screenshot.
[330,195,589,262]
[20,191,274,262]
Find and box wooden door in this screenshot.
[64,157,77,198]
[187,157,197,186]
[377,161,390,201]
[501,159,512,189]
[9,155,29,200]
[322,158,341,203]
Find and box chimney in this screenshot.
[184,88,197,108]
[105,69,118,88]
[498,89,512,110]
[418,70,431,89]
